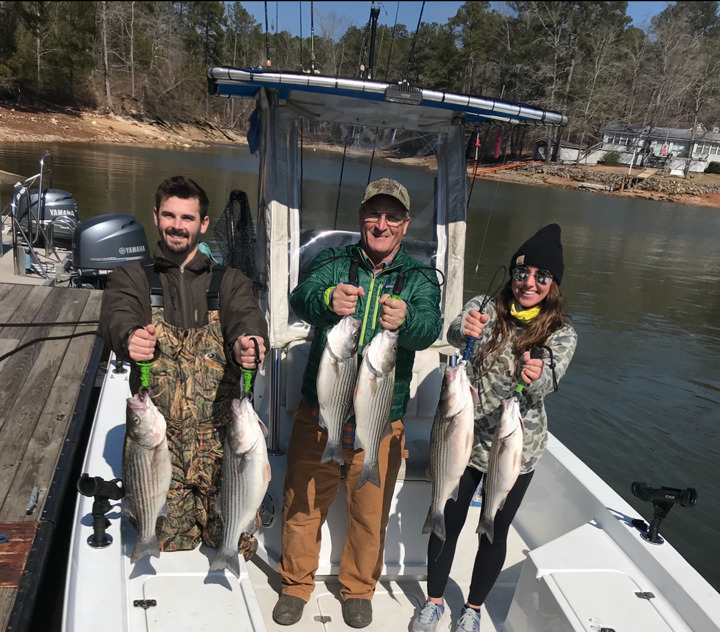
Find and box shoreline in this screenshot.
[2,104,719,208]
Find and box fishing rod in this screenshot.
[462,265,507,362]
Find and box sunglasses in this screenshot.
[362,210,408,226]
[512,266,553,286]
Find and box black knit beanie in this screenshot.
[509,223,564,284]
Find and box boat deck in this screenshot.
[246,519,527,632]
[0,282,103,631]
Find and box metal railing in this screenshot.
[8,152,62,278]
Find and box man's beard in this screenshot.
[163,229,198,255]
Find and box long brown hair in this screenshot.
[478,280,570,374]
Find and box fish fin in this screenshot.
[358,459,381,490]
[470,383,480,407]
[123,496,135,519]
[353,433,364,451]
[449,481,461,502]
[476,511,495,545]
[209,547,240,579]
[320,440,344,465]
[257,418,269,438]
[131,536,160,563]
[159,499,168,517]
[422,509,446,542]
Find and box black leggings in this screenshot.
[426,467,534,606]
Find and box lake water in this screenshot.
[2,141,719,594]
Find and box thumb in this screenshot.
[146,323,156,336]
[357,286,366,297]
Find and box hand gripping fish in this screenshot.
[423,361,477,541]
[476,396,524,544]
[210,395,271,579]
[123,387,172,563]
[317,315,362,465]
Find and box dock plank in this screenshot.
[0,523,38,587]
[0,285,53,408]
[0,288,91,515]
[0,283,101,632]
[2,293,102,520]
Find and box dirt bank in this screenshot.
[2,104,719,208]
[473,162,720,208]
[0,103,245,148]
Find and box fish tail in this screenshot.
[358,459,381,490]
[422,508,446,542]
[476,512,495,545]
[131,536,160,563]
[320,439,344,465]
[209,547,241,579]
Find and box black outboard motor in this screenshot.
[71,214,152,288]
[14,186,79,249]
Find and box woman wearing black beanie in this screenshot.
[412,224,577,632]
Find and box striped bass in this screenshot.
[123,387,172,563]
[210,396,270,578]
[423,361,476,541]
[318,316,362,465]
[353,328,399,489]
[476,396,524,544]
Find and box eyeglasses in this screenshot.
[362,210,408,226]
[512,266,553,286]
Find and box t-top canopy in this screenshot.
[207,67,568,130]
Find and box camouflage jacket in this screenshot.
[447,295,577,474]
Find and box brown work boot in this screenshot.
[272,594,306,625]
[342,598,372,628]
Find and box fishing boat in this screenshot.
[59,65,720,632]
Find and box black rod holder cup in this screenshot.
[77,473,125,548]
[631,481,697,545]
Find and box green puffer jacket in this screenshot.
[290,243,442,422]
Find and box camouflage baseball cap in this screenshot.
[362,178,410,212]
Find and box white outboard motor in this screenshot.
[70,214,152,288]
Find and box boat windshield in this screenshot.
[293,121,439,327]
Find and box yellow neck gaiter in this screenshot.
[511,301,541,323]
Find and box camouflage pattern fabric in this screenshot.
[128,309,254,553]
[447,295,577,474]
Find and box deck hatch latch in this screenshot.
[635,591,656,600]
[134,599,157,609]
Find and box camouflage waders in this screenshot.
[129,309,239,552]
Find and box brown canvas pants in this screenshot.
[278,399,405,602]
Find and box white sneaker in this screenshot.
[453,605,481,632]
[411,599,445,632]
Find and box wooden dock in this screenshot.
[0,282,103,631]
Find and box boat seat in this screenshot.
[505,522,683,632]
[283,341,441,481]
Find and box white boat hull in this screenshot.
[62,350,720,632]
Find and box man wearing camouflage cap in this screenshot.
[273,178,441,628]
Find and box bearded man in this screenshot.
[100,175,268,553]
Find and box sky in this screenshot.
[239,1,674,39]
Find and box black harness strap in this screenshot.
[142,263,227,311]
